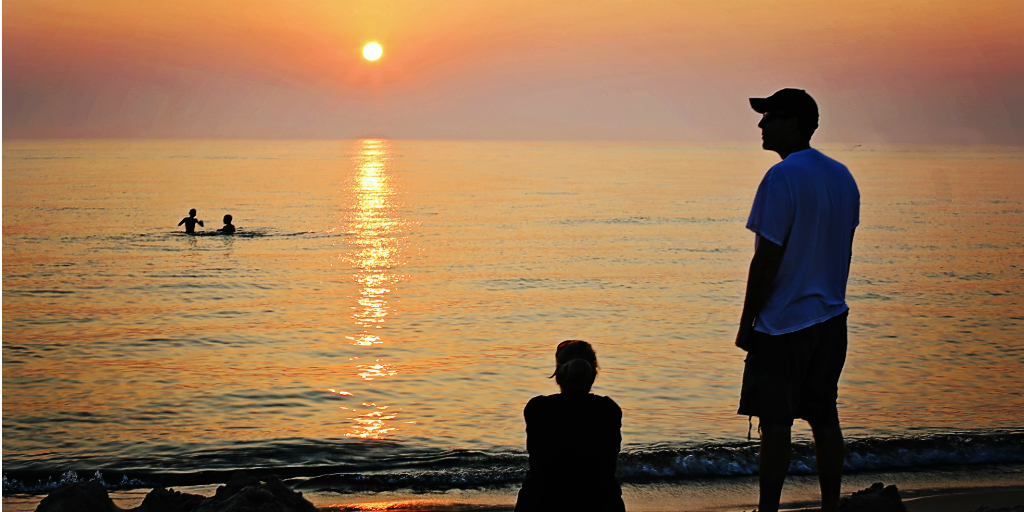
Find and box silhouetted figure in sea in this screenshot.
[178,208,205,234]
[218,214,236,234]
[735,88,859,512]
[514,340,625,512]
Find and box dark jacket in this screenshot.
[514,392,625,512]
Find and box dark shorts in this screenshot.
[737,310,848,427]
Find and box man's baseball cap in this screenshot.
[749,88,818,120]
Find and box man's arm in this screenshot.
[198,219,204,227]
[178,218,186,226]
[847,228,856,282]
[735,235,785,351]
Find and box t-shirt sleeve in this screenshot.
[746,169,793,246]
[524,396,540,424]
[852,186,861,230]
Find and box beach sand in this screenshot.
[904,490,1024,512]
[4,476,1021,511]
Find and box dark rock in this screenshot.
[193,477,317,512]
[34,479,123,512]
[33,474,317,512]
[135,487,208,512]
[209,471,260,503]
[838,482,907,512]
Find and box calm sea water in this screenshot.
[3,140,1023,494]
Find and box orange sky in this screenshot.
[4,0,1023,142]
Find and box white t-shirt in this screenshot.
[747,148,860,335]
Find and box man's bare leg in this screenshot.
[758,423,792,512]
[811,423,845,512]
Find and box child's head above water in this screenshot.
[551,340,598,393]
[189,208,197,217]
[223,214,232,224]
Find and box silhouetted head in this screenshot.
[751,89,818,154]
[550,340,598,394]
[189,208,197,217]
[223,214,233,224]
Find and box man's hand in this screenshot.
[736,235,784,352]
[735,321,754,351]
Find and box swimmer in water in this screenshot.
[218,214,236,234]
[178,209,205,234]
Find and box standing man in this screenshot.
[735,88,859,512]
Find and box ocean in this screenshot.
[3,140,1023,510]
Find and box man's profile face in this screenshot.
[757,111,799,152]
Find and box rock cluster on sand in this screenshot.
[838,482,907,512]
[34,472,317,512]
[787,482,908,512]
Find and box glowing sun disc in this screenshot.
[363,43,383,61]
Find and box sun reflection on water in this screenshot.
[346,139,407,346]
[339,139,408,439]
[329,500,457,510]
[344,402,400,439]
[356,360,398,381]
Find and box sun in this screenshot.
[363,42,383,61]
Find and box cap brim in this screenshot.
[750,97,771,113]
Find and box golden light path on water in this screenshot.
[347,139,404,346]
[339,139,407,439]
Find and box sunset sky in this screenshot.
[4,0,1022,142]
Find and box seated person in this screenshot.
[514,340,625,512]
[218,214,236,234]
[178,208,204,233]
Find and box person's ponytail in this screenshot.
[558,358,597,393]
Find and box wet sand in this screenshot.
[904,489,1024,512]
[5,478,1020,512]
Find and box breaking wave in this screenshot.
[5,431,1022,496]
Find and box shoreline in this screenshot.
[6,487,1022,512]
[904,490,1024,512]
[5,464,1022,511]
